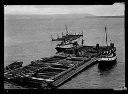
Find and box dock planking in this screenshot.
[51,57,99,87]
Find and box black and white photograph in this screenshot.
[4,3,125,90]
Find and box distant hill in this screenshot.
[45,13,95,19]
[5,13,95,19]
[85,15,124,18]
[5,14,124,19]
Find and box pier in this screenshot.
[51,57,99,88]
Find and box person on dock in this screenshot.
[75,48,79,57]
[82,38,84,46]
[73,41,79,47]
[60,41,64,45]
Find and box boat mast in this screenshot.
[82,30,83,38]
[81,30,84,46]
[51,35,53,41]
[65,24,69,35]
[105,26,108,47]
[62,32,63,37]
[57,33,59,39]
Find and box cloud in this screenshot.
[4,4,124,16]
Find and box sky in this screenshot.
[4,3,124,16]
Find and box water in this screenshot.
[4,15,125,89]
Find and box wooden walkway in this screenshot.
[51,57,99,87]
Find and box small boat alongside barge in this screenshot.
[4,61,23,73]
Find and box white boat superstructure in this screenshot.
[98,54,117,61]
[57,44,73,48]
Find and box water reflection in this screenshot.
[98,61,117,76]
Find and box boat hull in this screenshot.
[55,47,69,52]
[98,55,117,62]
[97,55,117,70]
[4,62,23,73]
[98,59,117,71]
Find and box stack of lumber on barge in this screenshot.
[4,45,101,88]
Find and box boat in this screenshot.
[98,26,117,63]
[54,35,84,53]
[51,25,84,53]
[4,61,23,73]
[98,45,117,63]
[55,41,79,53]
[51,33,83,41]
[51,25,83,42]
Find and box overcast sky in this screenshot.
[4,3,124,16]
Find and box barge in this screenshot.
[4,44,116,88]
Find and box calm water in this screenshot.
[4,15,125,89]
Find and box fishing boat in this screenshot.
[51,25,84,53]
[98,26,117,63]
[51,25,83,42]
[55,41,80,53]
[98,45,117,62]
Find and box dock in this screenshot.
[51,57,99,88]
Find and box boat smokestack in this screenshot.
[96,44,99,49]
[62,32,63,37]
[110,43,114,48]
[82,38,84,46]
[105,26,108,47]
[81,31,83,37]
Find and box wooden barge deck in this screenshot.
[4,45,116,89]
